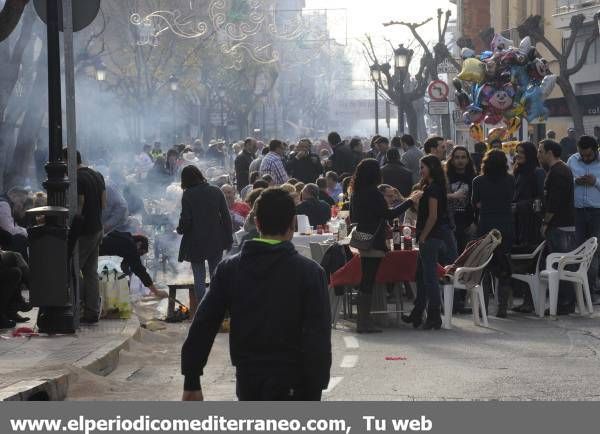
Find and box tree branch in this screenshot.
[566,21,600,76]
[9,3,35,65]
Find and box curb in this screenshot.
[0,317,141,401]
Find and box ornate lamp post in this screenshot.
[218,87,227,142]
[393,44,413,135]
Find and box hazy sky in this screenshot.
[304,0,456,83]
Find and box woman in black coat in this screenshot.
[472,150,515,318]
[177,165,233,301]
[349,159,421,334]
[511,141,545,313]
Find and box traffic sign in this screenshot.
[34,0,101,32]
[437,58,459,75]
[428,101,450,116]
[427,80,449,102]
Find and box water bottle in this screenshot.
[338,219,347,240]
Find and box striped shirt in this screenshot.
[259,152,289,185]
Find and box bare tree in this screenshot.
[0,2,36,190]
[383,9,458,138]
[361,34,430,139]
[518,14,600,137]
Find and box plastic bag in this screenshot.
[99,268,132,319]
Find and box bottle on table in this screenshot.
[402,226,413,251]
[392,219,402,251]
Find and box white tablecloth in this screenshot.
[233,231,335,259]
[293,233,335,258]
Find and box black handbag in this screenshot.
[349,221,382,251]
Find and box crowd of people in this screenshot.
[1,124,599,401]
[175,128,600,401]
[186,129,600,331]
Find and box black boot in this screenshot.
[0,314,16,329]
[423,307,442,330]
[357,293,382,334]
[401,309,423,329]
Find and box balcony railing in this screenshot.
[555,0,600,16]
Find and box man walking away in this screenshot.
[64,150,106,324]
[538,140,577,315]
[567,136,600,299]
[181,188,331,401]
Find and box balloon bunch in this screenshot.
[454,35,557,143]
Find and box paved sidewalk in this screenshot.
[0,312,140,401]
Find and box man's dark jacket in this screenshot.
[235,150,255,192]
[181,240,331,391]
[329,143,357,175]
[286,152,323,184]
[381,161,414,198]
[296,198,330,227]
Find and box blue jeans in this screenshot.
[191,255,222,301]
[544,227,577,306]
[414,238,445,312]
[575,208,600,292]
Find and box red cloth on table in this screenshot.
[330,250,445,287]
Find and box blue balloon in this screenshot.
[480,51,493,61]
[522,84,549,123]
[511,65,530,90]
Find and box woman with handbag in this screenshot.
[403,155,451,330]
[349,159,422,334]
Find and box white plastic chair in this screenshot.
[442,252,495,330]
[510,241,547,316]
[538,237,597,317]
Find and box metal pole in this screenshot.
[262,102,266,138]
[45,0,68,207]
[62,0,80,328]
[374,82,379,135]
[173,93,177,145]
[220,99,225,141]
[62,0,77,220]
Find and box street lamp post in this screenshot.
[218,87,226,142]
[169,75,179,145]
[393,44,413,135]
[370,64,381,135]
